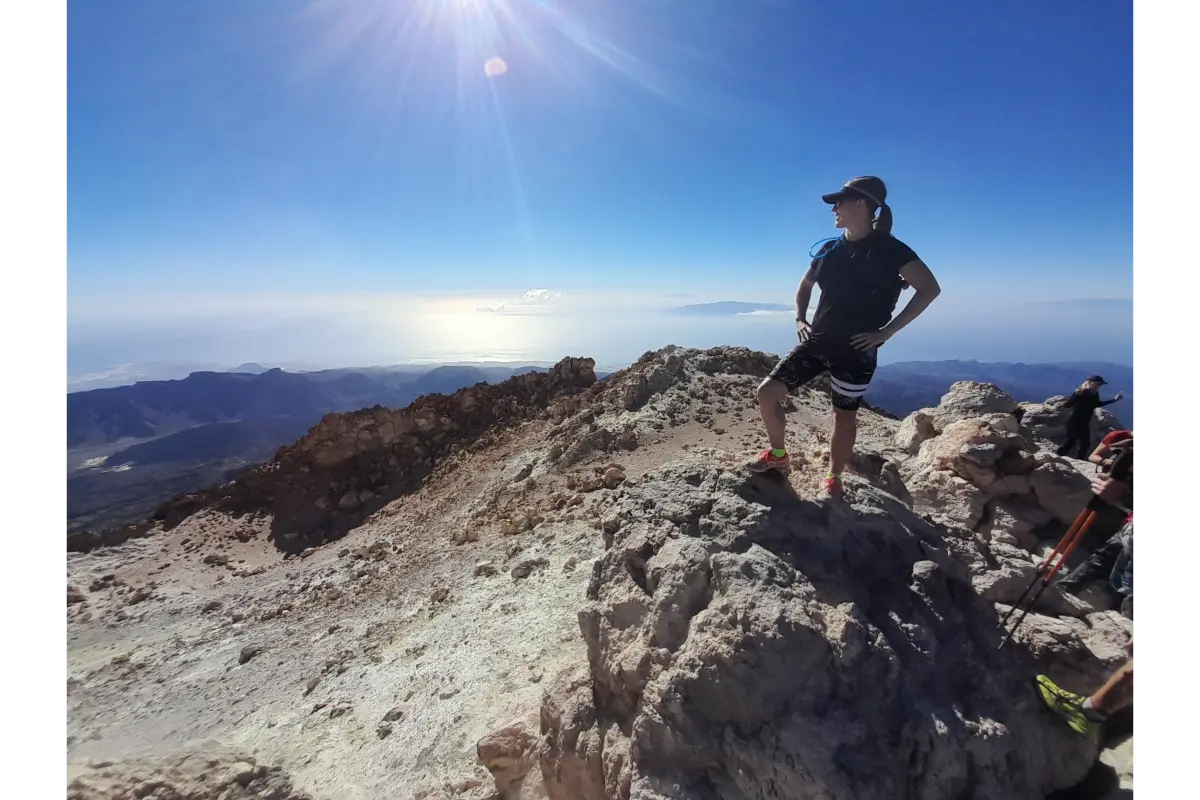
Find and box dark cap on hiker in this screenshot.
[1087,375,1107,385]
[822,176,888,209]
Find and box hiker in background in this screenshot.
[1057,454,1133,608]
[750,176,941,496]
[1056,376,1124,459]
[1058,511,1133,618]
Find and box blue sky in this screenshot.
[67,0,1132,375]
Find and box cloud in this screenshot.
[476,288,564,314]
[66,360,244,392]
[69,287,667,326]
[663,301,792,318]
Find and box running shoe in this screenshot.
[748,449,790,474]
[1035,674,1100,736]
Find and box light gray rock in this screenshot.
[902,464,990,530]
[979,499,1052,551]
[894,409,937,454]
[1029,460,1093,525]
[1018,398,1070,446]
[932,381,1019,432]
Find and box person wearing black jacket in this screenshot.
[1056,431,1137,606]
[1056,375,1124,459]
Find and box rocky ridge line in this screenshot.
[67,357,598,553]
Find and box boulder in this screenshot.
[903,465,990,530]
[932,381,1019,432]
[894,409,937,454]
[1029,461,1092,525]
[1018,398,1069,445]
[979,499,1052,551]
[477,712,541,799]
[541,457,1097,800]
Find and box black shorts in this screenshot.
[768,338,877,411]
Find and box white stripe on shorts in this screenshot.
[831,378,869,397]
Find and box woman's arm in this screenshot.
[882,260,941,337]
[1089,442,1112,465]
[795,267,817,323]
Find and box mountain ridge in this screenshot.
[66,356,1131,536]
[870,360,1133,426]
[67,363,559,534]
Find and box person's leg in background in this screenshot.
[1088,658,1133,718]
[1075,427,1092,460]
[1060,502,1127,575]
[1058,421,1089,457]
[1057,532,1125,596]
[1036,661,1132,736]
[1057,427,1079,456]
[1042,645,1134,797]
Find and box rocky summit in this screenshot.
[66,346,1132,799]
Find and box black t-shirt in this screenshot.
[809,232,919,343]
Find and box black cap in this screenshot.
[1086,375,1107,385]
[822,176,888,208]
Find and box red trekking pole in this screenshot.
[997,505,1097,650]
[999,445,1133,649]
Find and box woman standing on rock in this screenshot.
[1056,376,1124,459]
[749,176,941,496]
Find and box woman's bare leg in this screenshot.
[757,378,789,451]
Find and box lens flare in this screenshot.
[484,56,508,77]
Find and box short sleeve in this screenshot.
[887,237,920,272]
[809,239,839,276]
[1102,430,1132,446]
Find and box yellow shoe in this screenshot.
[1036,674,1100,736]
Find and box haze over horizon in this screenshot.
[68,292,1133,391]
[68,0,1132,384]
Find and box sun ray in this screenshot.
[483,71,534,252]
[285,0,701,255]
